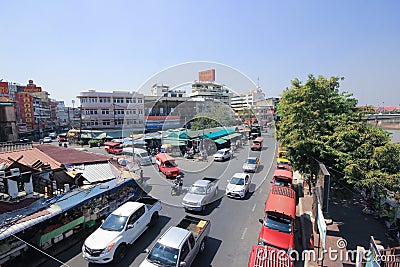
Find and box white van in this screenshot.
[122,147,152,165]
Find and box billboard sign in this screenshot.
[23,80,42,93]
[0,82,9,97]
[199,69,216,82]
[16,93,34,129]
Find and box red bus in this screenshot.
[259,186,296,252]
[248,245,293,267]
[272,168,293,187]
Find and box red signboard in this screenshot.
[16,93,34,129]
[23,80,42,92]
[199,69,215,82]
[0,82,9,97]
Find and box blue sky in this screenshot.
[1,0,399,106]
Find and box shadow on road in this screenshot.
[191,236,222,267]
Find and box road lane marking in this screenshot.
[252,203,257,212]
[241,227,248,240]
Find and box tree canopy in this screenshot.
[189,103,236,130]
[276,74,400,193]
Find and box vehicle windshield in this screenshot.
[253,141,260,145]
[216,150,224,155]
[189,185,206,195]
[230,177,244,185]
[264,214,292,233]
[273,178,291,187]
[245,158,257,164]
[147,242,179,267]
[140,152,149,157]
[100,214,128,231]
[165,161,177,168]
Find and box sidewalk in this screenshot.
[296,172,392,267]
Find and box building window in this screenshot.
[113,98,124,104]
[88,97,97,103]
[137,98,142,103]
[85,109,98,115]
[132,98,136,103]
[114,109,125,115]
[102,109,109,114]
[138,109,143,114]
[90,120,98,126]
[102,120,111,126]
[115,119,124,125]
[178,94,183,97]
[99,97,111,103]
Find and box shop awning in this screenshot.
[162,138,186,146]
[214,138,228,144]
[222,132,242,140]
[204,128,235,139]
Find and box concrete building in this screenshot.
[189,81,232,105]
[230,88,266,113]
[77,90,145,132]
[151,83,186,97]
[0,97,18,142]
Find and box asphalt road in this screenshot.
[38,131,279,267]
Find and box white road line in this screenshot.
[252,203,257,212]
[241,227,248,240]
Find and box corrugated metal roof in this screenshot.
[0,148,62,169]
[36,144,111,165]
[64,162,115,183]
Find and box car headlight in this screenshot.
[101,242,116,255]
[258,239,265,245]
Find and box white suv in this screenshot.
[225,173,251,199]
[213,148,232,161]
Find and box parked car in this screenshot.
[43,137,52,143]
[122,147,152,166]
[225,173,251,199]
[182,178,219,212]
[213,148,232,161]
[82,197,162,264]
[242,157,260,173]
[155,153,180,178]
[49,132,57,139]
[104,141,123,154]
[140,216,210,267]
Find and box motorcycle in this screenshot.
[171,175,184,196]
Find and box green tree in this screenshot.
[190,103,236,130]
[276,74,400,192]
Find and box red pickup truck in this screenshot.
[155,153,180,178]
[104,142,123,154]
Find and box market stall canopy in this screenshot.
[204,128,235,140]
[214,138,228,144]
[162,138,186,147]
[222,132,242,140]
[95,132,114,140]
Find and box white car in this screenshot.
[242,157,260,172]
[225,173,251,199]
[213,148,232,161]
[43,137,52,143]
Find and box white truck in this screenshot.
[140,215,211,267]
[82,196,161,264]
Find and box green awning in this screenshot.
[222,132,242,140]
[204,128,235,139]
[214,138,228,144]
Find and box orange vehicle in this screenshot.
[104,141,123,154]
[251,137,263,151]
[272,167,293,187]
[248,245,293,267]
[259,186,296,252]
[155,153,180,178]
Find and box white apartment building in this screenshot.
[151,83,186,97]
[189,81,232,106]
[230,88,266,113]
[77,90,145,131]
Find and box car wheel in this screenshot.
[113,244,127,263]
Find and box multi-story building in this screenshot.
[230,88,266,113]
[151,83,186,97]
[77,90,145,132]
[0,97,18,142]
